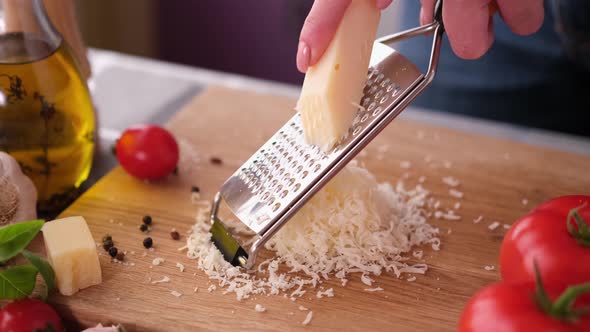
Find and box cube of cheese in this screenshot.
[297,0,380,151]
[42,216,102,296]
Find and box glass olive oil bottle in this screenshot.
[0,0,95,216]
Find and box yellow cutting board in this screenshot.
[46,86,590,331]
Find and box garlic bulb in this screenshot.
[0,152,37,226]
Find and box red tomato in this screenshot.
[116,124,179,180]
[0,298,64,332]
[459,282,590,332]
[500,195,590,287]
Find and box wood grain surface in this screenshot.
[39,86,590,331]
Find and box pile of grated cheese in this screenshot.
[185,161,440,301]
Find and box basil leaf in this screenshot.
[0,265,39,299]
[22,250,55,300]
[0,220,44,261]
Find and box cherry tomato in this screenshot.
[500,195,590,287]
[459,282,590,332]
[0,298,64,332]
[116,124,179,180]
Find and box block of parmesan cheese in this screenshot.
[42,216,102,296]
[297,0,380,151]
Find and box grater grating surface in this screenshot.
[220,44,423,235]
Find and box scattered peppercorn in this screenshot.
[210,157,223,165]
[116,252,125,261]
[102,234,112,243]
[143,237,153,249]
[139,224,148,232]
[170,231,180,240]
[142,215,152,225]
[108,247,118,258]
[191,186,200,193]
[103,239,114,251]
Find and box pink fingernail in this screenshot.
[297,41,310,73]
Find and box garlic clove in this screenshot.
[0,151,38,226]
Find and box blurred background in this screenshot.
[75,0,404,85]
[72,0,590,138]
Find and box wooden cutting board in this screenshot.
[45,86,589,331]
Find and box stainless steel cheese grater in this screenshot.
[210,2,445,269]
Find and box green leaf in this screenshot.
[0,220,44,261]
[22,250,55,301]
[0,265,39,299]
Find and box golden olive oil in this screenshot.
[0,33,95,216]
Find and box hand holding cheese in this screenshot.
[296,0,392,72]
[297,0,380,151]
[42,216,102,296]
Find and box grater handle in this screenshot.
[434,0,444,29]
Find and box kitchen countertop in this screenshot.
[85,48,590,189]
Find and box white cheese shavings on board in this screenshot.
[302,311,314,325]
[255,304,266,313]
[488,222,501,231]
[442,176,460,187]
[361,274,374,286]
[412,250,423,259]
[435,210,461,221]
[364,287,384,292]
[316,288,334,299]
[151,276,170,284]
[152,257,165,266]
[185,161,440,301]
[449,189,464,198]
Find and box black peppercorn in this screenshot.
[103,239,114,251]
[191,186,200,193]
[102,234,112,243]
[210,157,223,165]
[108,246,118,258]
[142,215,152,225]
[139,224,148,232]
[170,231,180,240]
[116,252,125,261]
[143,237,153,249]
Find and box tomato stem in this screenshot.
[566,202,590,247]
[552,283,590,321]
[534,261,590,322]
